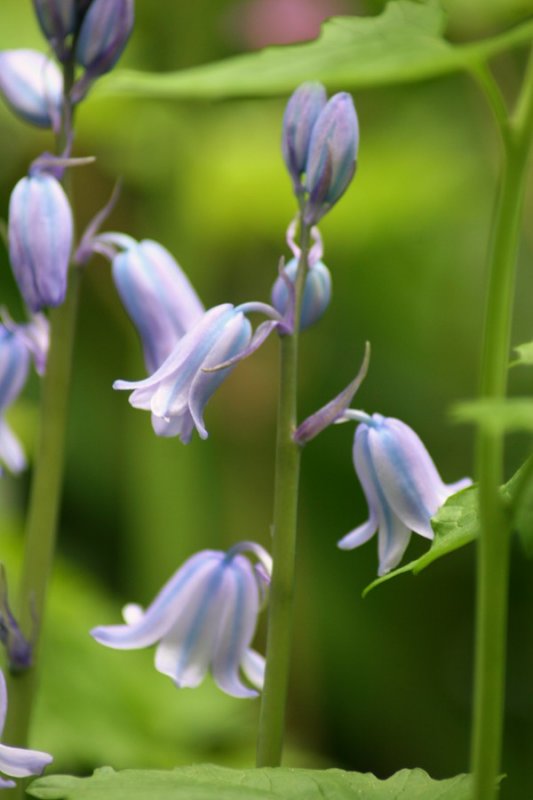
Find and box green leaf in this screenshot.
[28,764,473,800]
[364,456,533,593]
[99,2,533,99]
[510,341,533,367]
[364,486,478,595]
[452,397,533,435]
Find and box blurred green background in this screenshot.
[0,0,532,797]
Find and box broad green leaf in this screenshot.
[452,397,533,435]
[100,2,533,99]
[364,486,478,595]
[28,764,473,800]
[510,341,533,367]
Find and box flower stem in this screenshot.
[256,218,310,767]
[4,61,80,756]
[471,52,533,800]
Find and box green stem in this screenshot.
[256,219,310,767]
[471,52,533,800]
[4,60,80,756]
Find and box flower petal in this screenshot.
[91,551,222,649]
[151,411,195,444]
[368,418,446,539]
[211,556,260,698]
[241,649,265,690]
[338,424,378,550]
[0,743,52,779]
[0,419,26,474]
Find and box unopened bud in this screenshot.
[8,171,73,312]
[304,92,359,225]
[32,0,77,60]
[74,0,134,97]
[0,50,62,129]
[271,257,331,330]
[282,82,327,194]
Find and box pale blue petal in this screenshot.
[0,419,26,474]
[0,743,52,779]
[368,417,445,539]
[188,313,252,439]
[212,556,260,698]
[151,412,194,444]
[0,671,7,733]
[338,425,378,550]
[377,517,411,576]
[91,551,223,650]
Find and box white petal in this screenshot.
[122,603,143,625]
[0,419,26,474]
[151,412,195,443]
[241,649,265,690]
[338,425,378,550]
[91,551,223,650]
[377,517,411,576]
[338,518,377,550]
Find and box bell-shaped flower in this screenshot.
[92,542,272,698]
[304,92,359,225]
[114,301,280,443]
[32,0,77,61]
[0,669,52,787]
[0,50,62,129]
[109,237,205,373]
[8,167,73,312]
[73,0,134,100]
[271,257,331,330]
[338,411,471,576]
[282,82,327,194]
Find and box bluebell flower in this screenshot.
[108,237,205,373]
[338,412,471,576]
[92,542,272,698]
[0,669,52,787]
[114,301,280,442]
[0,50,62,129]
[8,168,73,312]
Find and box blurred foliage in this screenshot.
[0,1,532,800]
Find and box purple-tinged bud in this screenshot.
[0,50,62,129]
[304,92,359,225]
[271,257,331,331]
[112,239,205,373]
[8,172,73,313]
[74,0,134,97]
[282,82,327,194]
[32,0,77,60]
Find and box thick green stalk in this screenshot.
[471,55,533,800]
[4,61,80,757]
[256,220,310,767]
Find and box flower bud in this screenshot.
[0,50,62,129]
[282,82,327,193]
[32,0,77,60]
[8,172,73,312]
[271,257,331,330]
[112,239,205,373]
[304,92,359,225]
[74,0,134,87]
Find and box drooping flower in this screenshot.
[92,542,272,698]
[8,167,73,312]
[0,669,52,787]
[109,237,205,373]
[338,411,472,576]
[114,301,280,442]
[0,50,62,129]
